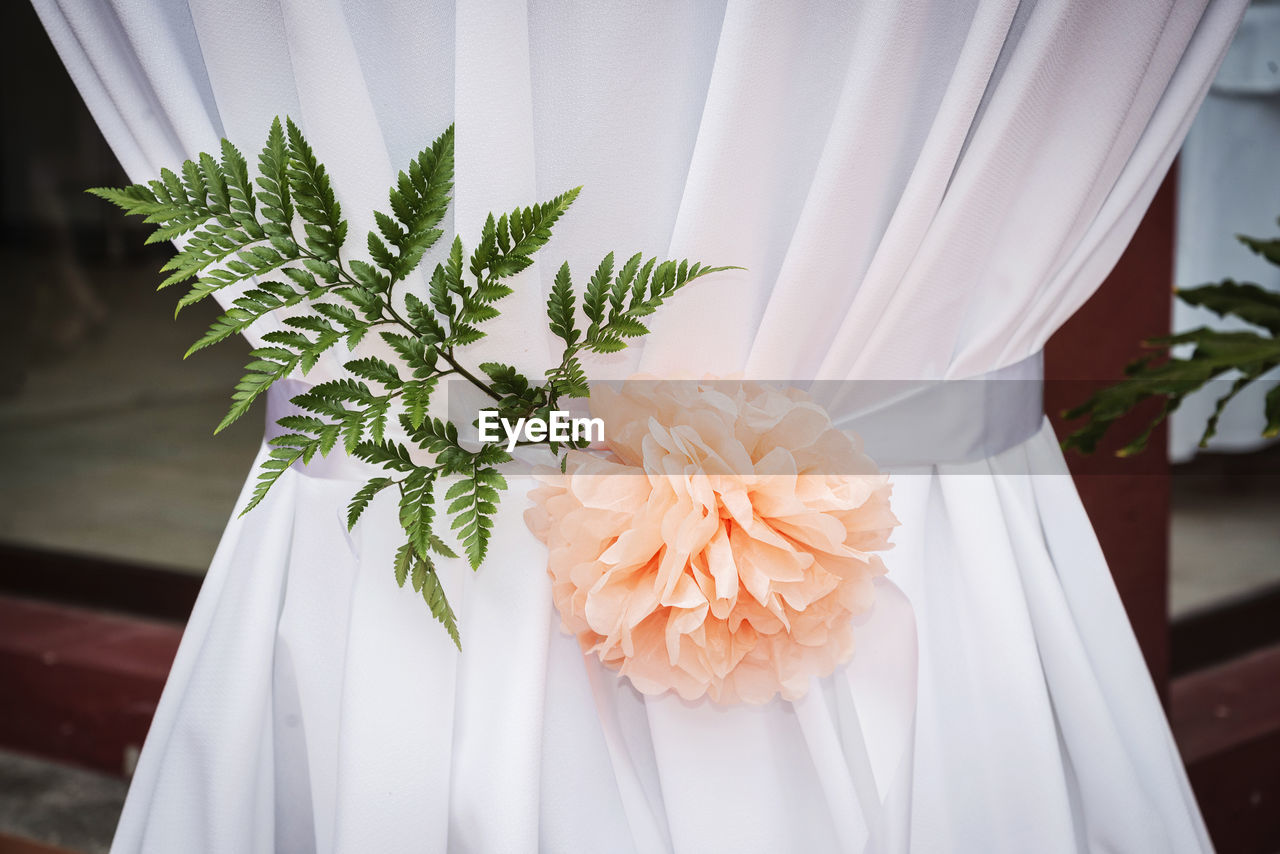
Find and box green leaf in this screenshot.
[420,561,460,649]
[370,124,454,282]
[547,261,579,346]
[1061,326,1280,455]
[1200,372,1263,447]
[581,256,738,355]
[406,384,430,431]
[411,554,429,592]
[471,186,581,282]
[347,477,393,529]
[394,542,413,587]
[429,262,455,319]
[1264,385,1280,439]
[200,151,230,214]
[240,434,319,515]
[256,117,293,231]
[86,184,167,218]
[546,355,589,398]
[345,357,402,388]
[607,314,649,338]
[445,460,506,570]
[583,252,614,324]
[286,117,347,261]
[1239,233,1280,268]
[354,440,416,472]
[427,532,459,559]
[349,259,391,293]
[478,362,530,396]
[186,278,311,357]
[220,137,256,224]
[404,292,447,341]
[1178,280,1280,335]
[218,347,300,433]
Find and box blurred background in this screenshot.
[0,1,1277,852]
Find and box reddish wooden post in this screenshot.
[1045,169,1177,696]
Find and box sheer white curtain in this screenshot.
[34,2,1245,852]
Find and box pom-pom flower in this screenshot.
[524,379,898,704]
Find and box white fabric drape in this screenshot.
[33,1,1246,852]
[1171,0,1280,462]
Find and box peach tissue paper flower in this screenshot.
[524,379,899,704]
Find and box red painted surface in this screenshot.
[0,596,180,776]
[1172,646,1280,853]
[1046,169,1176,693]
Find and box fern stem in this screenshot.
[439,349,501,401]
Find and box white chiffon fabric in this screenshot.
[33,2,1246,852]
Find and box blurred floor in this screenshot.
[1171,461,1280,618]
[0,258,261,574]
[0,750,123,854]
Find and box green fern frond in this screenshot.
[88,117,734,649]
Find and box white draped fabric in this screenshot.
[34,1,1245,852]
